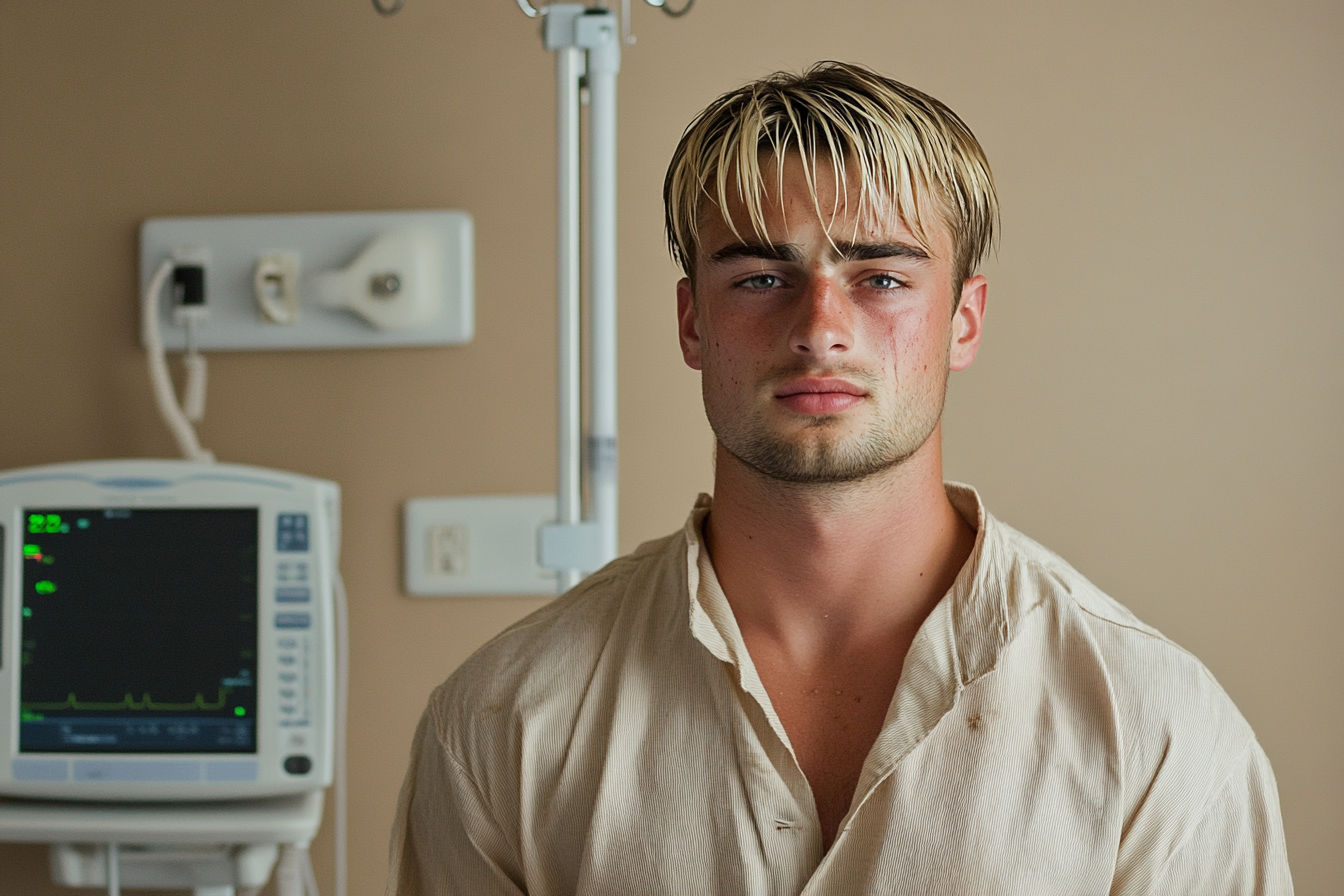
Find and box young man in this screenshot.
[388,63,1292,894]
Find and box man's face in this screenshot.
[676,155,986,484]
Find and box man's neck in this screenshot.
[703,425,974,665]
[703,425,976,847]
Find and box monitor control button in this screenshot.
[276,587,311,603]
[283,755,313,775]
[275,612,311,630]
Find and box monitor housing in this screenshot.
[0,460,337,801]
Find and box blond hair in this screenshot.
[664,62,998,290]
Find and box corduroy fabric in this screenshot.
[387,485,1292,895]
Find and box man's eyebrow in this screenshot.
[833,241,931,262]
[706,242,805,265]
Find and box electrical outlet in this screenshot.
[404,494,558,597]
[426,524,469,577]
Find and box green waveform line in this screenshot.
[21,686,233,713]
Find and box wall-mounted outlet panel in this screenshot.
[140,210,473,351]
[404,495,558,597]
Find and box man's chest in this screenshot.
[748,644,906,845]
[514,665,1123,896]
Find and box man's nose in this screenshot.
[789,274,854,359]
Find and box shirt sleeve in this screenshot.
[386,702,526,896]
[1114,739,1293,896]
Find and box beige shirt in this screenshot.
[388,486,1292,895]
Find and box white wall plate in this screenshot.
[403,495,559,597]
[139,210,473,351]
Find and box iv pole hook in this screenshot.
[517,0,695,21]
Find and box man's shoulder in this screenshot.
[993,517,1208,669]
[982,519,1288,890]
[991,518,1162,639]
[989,517,1257,768]
[423,528,689,749]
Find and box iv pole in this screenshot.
[529,3,623,590]
[520,1,692,591]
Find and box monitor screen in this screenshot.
[18,507,259,754]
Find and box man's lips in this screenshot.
[773,378,867,415]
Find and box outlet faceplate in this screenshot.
[140,210,473,351]
[404,495,558,597]
[426,524,470,577]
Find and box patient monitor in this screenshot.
[0,459,338,802]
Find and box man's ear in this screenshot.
[949,274,987,372]
[677,277,703,371]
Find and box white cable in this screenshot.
[276,844,304,896]
[333,570,349,896]
[142,258,213,461]
[303,848,321,896]
[182,316,208,422]
[105,842,120,896]
[182,352,208,421]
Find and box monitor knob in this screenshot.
[283,755,313,775]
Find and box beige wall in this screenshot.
[0,1,1339,893]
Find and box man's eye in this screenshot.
[863,274,905,289]
[738,274,783,290]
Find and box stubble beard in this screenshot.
[706,362,949,485]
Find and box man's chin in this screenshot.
[725,435,906,485]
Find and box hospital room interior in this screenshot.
[0,1,1339,893]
